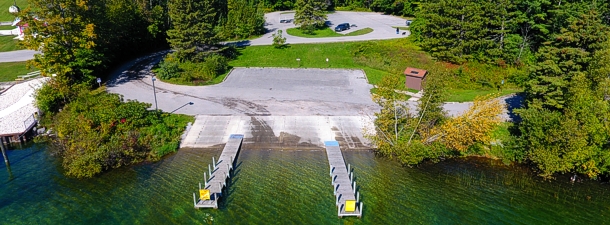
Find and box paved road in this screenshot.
[233,11,409,46]
[0,50,37,62]
[0,11,407,63]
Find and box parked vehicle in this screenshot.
[406,20,413,27]
[335,23,350,32]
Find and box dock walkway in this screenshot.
[324,141,363,218]
[193,134,243,209]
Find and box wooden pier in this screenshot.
[193,134,243,209]
[324,141,363,218]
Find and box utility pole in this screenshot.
[152,76,158,112]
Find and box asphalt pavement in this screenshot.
[235,11,410,46]
[0,50,37,63]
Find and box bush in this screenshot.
[157,57,181,80]
[35,83,65,113]
[272,30,287,48]
[49,90,193,178]
[181,54,228,82]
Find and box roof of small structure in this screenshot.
[404,67,427,78]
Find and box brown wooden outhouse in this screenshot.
[404,67,427,91]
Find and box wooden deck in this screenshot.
[193,134,243,209]
[324,141,363,218]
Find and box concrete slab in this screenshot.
[180,115,374,150]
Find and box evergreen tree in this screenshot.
[221,0,266,39]
[167,0,220,62]
[525,8,609,110]
[518,8,610,178]
[294,0,328,33]
[413,0,487,63]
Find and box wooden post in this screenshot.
[353,181,356,194]
[199,182,202,190]
[212,157,216,169]
[359,202,363,218]
[350,172,353,182]
[204,173,207,184]
[193,193,197,207]
[208,164,212,176]
[357,191,360,203]
[0,138,9,167]
[348,164,350,173]
[227,165,230,178]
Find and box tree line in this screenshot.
[371,0,610,179]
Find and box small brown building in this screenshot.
[404,67,428,91]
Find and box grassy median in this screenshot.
[286,27,373,38]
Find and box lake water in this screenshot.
[1,144,608,224]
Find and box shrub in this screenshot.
[272,30,287,48]
[157,57,181,80]
[49,90,193,178]
[35,83,65,113]
[180,54,228,82]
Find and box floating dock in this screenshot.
[193,134,243,209]
[324,141,363,218]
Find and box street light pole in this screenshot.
[152,76,158,111]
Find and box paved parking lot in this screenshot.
[107,63,379,116]
[246,11,409,46]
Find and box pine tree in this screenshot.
[413,0,487,63]
[525,8,609,110]
[167,0,220,62]
[519,7,610,178]
[294,0,328,33]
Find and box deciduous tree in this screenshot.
[428,95,505,152]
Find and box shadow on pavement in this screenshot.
[504,94,524,122]
[106,50,170,87]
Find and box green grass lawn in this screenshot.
[286,27,373,38]
[0,0,28,21]
[229,41,393,84]
[0,35,22,52]
[0,25,15,30]
[345,28,373,36]
[446,88,523,102]
[0,61,37,82]
[392,26,410,30]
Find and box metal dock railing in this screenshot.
[193,134,243,209]
[324,141,363,218]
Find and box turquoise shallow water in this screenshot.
[0,144,609,224]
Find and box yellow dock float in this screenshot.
[324,141,363,218]
[193,134,243,209]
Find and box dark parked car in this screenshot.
[335,23,350,32]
